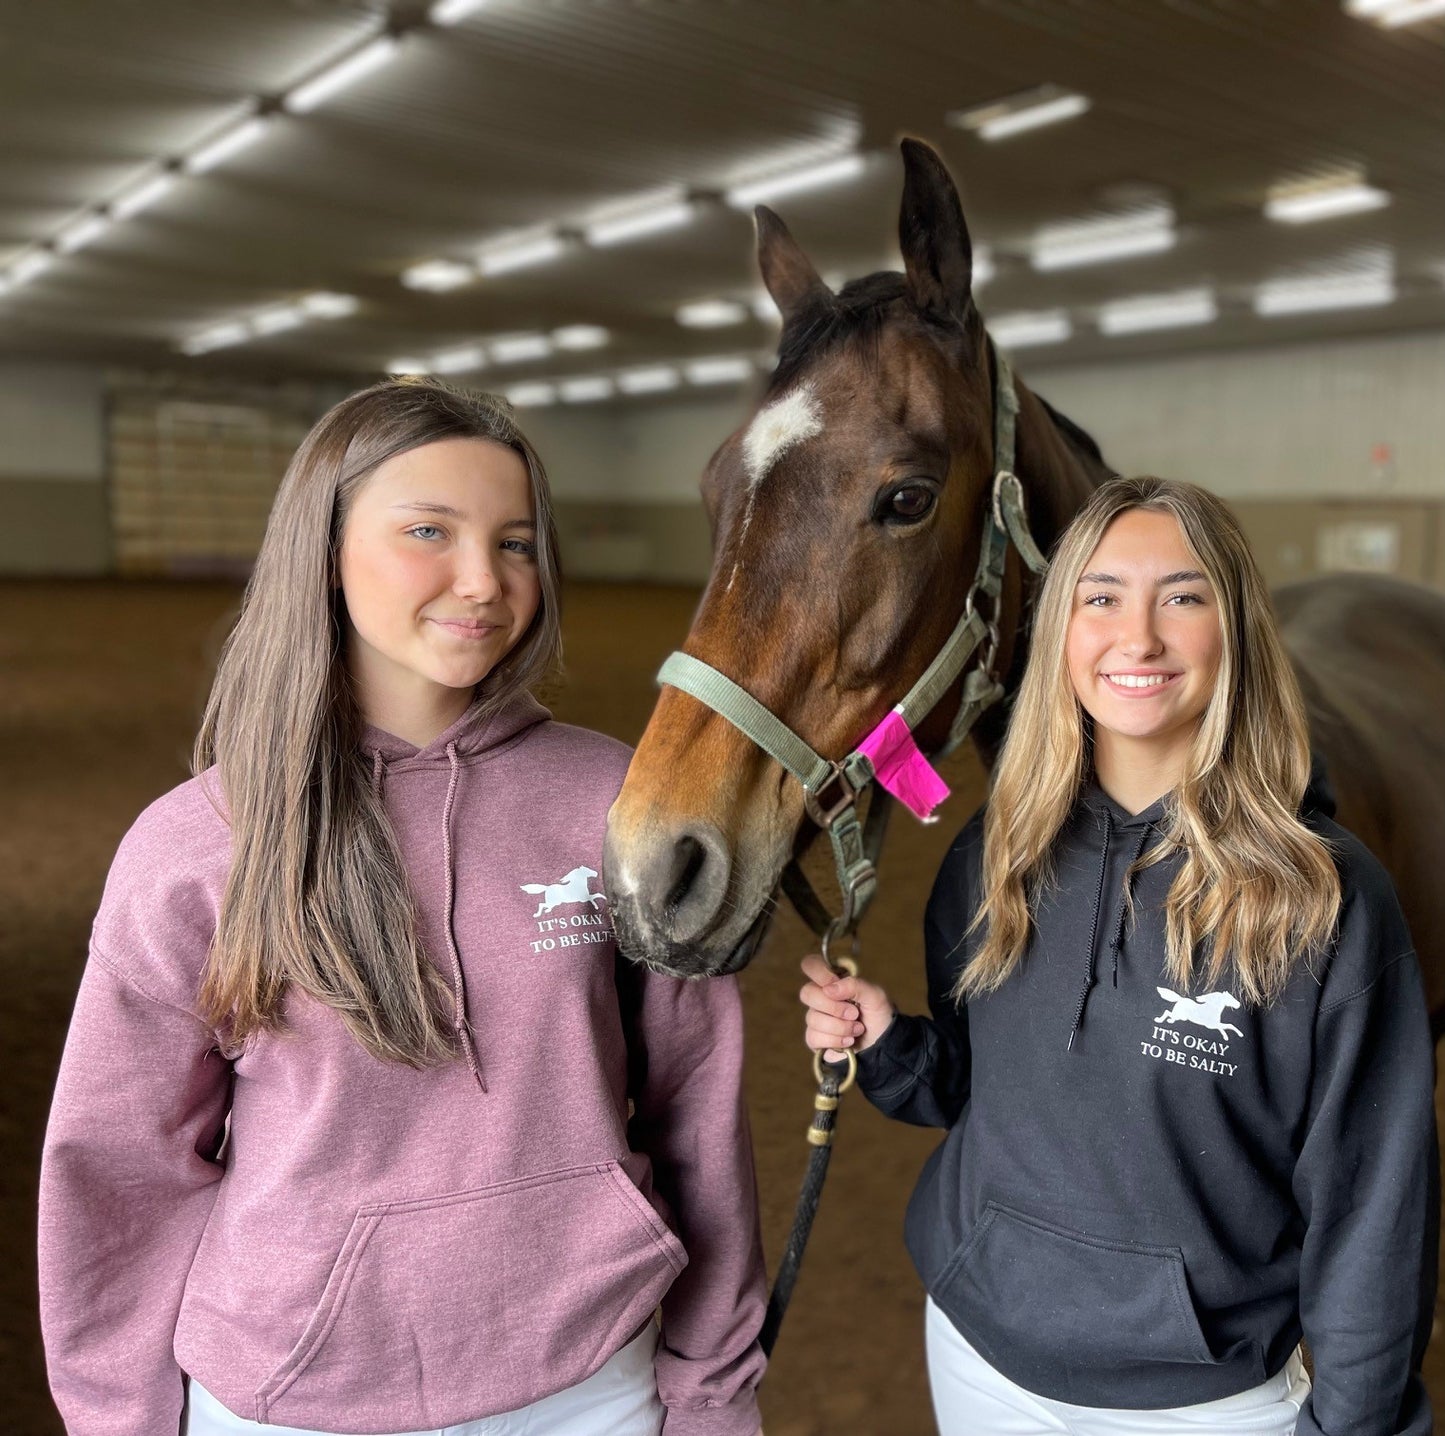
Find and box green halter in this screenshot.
[657,348,1049,943]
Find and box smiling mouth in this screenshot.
[1102,672,1180,690]
[432,618,502,639]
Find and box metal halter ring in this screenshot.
[814,1048,858,1094]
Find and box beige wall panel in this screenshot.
[554,500,711,585]
[1233,499,1444,592]
[1028,330,1445,500]
[0,477,111,574]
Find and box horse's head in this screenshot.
[606,140,1023,977]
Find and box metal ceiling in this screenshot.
[1,0,1442,388]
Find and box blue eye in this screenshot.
[407,525,443,541]
[502,538,538,557]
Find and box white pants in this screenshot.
[926,1298,1310,1436]
[184,1324,664,1436]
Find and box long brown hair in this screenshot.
[194,378,563,1064]
[959,476,1339,1006]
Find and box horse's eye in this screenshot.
[884,484,936,524]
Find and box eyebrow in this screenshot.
[390,501,534,529]
[1077,569,1208,586]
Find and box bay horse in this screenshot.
[602,138,1445,1033]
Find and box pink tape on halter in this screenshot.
[856,708,950,822]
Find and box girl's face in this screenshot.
[338,437,542,716]
[1065,508,1223,758]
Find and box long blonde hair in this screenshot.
[960,476,1338,1006]
[194,378,563,1064]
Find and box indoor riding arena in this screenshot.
[5,5,1445,1435]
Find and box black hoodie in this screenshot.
[857,782,1436,1434]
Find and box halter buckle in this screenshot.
[803,762,859,830]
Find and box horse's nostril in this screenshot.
[667,835,707,912]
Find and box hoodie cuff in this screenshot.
[661,1390,762,1436]
[856,1011,928,1101]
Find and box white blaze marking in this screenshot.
[730,382,824,591]
[742,382,823,488]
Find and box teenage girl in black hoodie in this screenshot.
[801,476,1435,1436]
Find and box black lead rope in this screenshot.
[758,791,892,1357]
[760,1042,855,1356]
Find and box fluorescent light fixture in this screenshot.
[973,246,996,287]
[7,251,54,286]
[989,310,1073,348]
[1254,271,1396,316]
[1346,0,1445,24]
[429,0,489,23]
[430,343,488,373]
[300,291,359,318]
[476,230,566,276]
[489,332,553,364]
[54,213,111,254]
[184,116,272,175]
[284,34,400,114]
[504,382,557,407]
[251,305,305,336]
[1265,179,1391,224]
[552,324,610,351]
[617,365,680,395]
[677,298,748,328]
[584,196,694,247]
[685,356,754,385]
[111,171,177,221]
[386,357,429,373]
[752,292,780,323]
[402,259,476,292]
[951,88,1091,142]
[180,321,251,355]
[981,93,1090,141]
[725,153,866,208]
[560,376,615,403]
[1099,288,1218,335]
[1031,207,1175,271]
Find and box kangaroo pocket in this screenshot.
[936,1201,1215,1388]
[255,1161,687,1429]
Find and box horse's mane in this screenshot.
[1034,392,1107,471]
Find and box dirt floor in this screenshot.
[3,578,1441,1435]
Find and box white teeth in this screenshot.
[1107,673,1170,688]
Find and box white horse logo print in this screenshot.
[1154,987,1244,1039]
[521,865,609,918]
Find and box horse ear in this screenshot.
[755,205,832,322]
[898,138,973,324]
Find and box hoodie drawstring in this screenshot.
[1067,808,1113,1052]
[1109,825,1153,988]
[441,741,486,1090]
[370,748,384,799]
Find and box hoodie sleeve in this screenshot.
[1292,852,1436,1436]
[855,816,979,1128]
[39,952,231,1436]
[38,788,232,1436]
[620,961,767,1436]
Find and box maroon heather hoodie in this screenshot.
[39,693,766,1435]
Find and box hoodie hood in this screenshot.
[1065,748,1338,1050]
[361,689,551,766]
